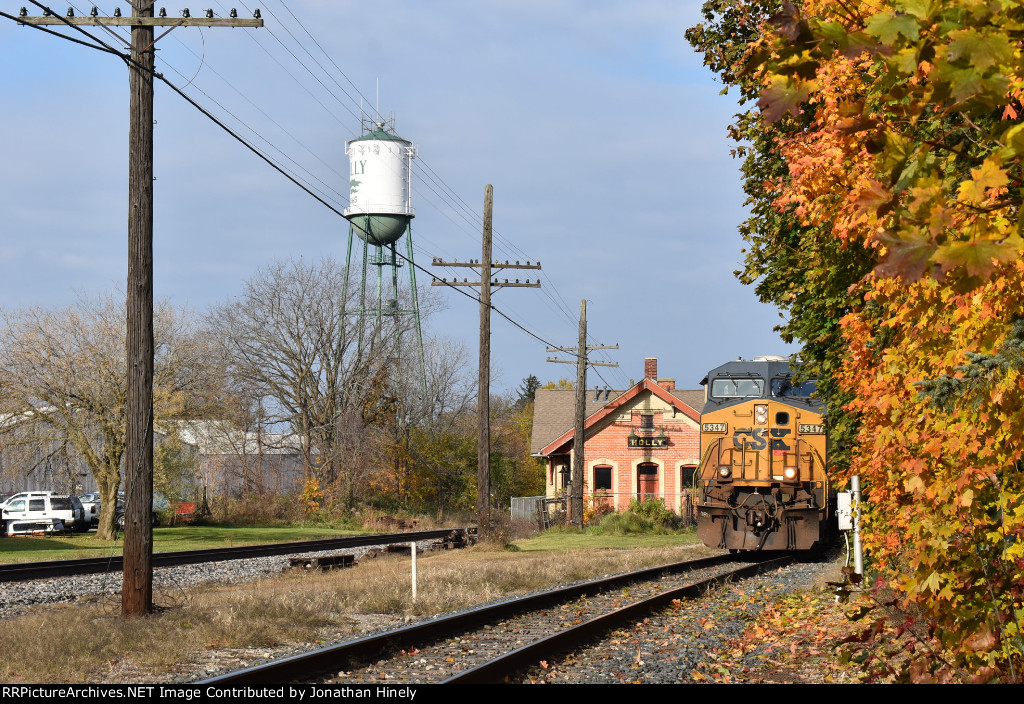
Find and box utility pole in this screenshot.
[17,2,262,617]
[547,301,618,528]
[432,185,540,537]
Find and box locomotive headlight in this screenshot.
[755,404,768,424]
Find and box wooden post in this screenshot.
[122,0,156,618]
[478,185,493,537]
[14,3,263,618]
[571,300,587,527]
[545,326,618,528]
[431,188,540,539]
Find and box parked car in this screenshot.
[114,491,167,528]
[2,493,88,534]
[77,492,102,527]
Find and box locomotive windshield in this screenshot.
[710,377,765,398]
[771,377,817,398]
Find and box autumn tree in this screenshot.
[489,390,545,508]
[687,0,875,469]
[371,336,476,514]
[208,257,399,495]
[689,0,1024,681]
[0,292,211,539]
[209,256,452,508]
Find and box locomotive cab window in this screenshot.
[711,377,764,399]
[771,377,817,398]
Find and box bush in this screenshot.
[628,497,678,528]
[585,497,680,535]
[593,510,655,535]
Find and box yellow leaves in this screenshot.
[906,475,926,494]
[758,75,817,123]
[957,157,1010,205]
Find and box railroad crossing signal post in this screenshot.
[432,185,540,537]
[17,2,262,617]
[547,302,618,528]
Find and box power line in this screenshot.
[3,8,597,366]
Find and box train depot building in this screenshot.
[531,358,704,514]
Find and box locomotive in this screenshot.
[694,357,834,551]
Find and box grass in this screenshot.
[0,524,373,564]
[0,528,714,683]
[512,527,701,552]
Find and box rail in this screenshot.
[0,528,467,582]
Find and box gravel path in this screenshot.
[0,542,432,620]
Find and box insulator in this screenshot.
[19,7,27,17]
[67,7,74,17]
[230,8,237,17]
[205,8,213,18]
[253,8,260,18]
[159,7,166,17]
[182,8,190,16]
[90,7,98,17]
[113,7,121,16]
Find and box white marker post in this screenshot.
[410,542,418,602]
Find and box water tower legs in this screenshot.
[342,221,428,405]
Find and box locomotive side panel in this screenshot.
[695,359,832,551]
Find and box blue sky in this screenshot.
[0,1,796,396]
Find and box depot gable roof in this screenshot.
[534,379,701,457]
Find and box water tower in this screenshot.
[342,115,427,399]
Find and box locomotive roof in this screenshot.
[699,358,822,414]
[699,357,794,386]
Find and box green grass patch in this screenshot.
[512,526,700,552]
[0,524,371,564]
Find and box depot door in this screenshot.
[637,463,659,501]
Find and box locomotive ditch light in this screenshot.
[755,404,768,424]
[783,465,798,481]
[717,465,732,481]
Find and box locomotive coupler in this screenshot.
[745,507,768,531]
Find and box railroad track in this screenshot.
[198,552,796,685]
[0,529,468,582]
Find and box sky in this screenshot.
[0,1,797,397]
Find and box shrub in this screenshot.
[628,497,678,528]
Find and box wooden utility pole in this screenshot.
[547,302,618,528]
[125,0,156,620]
[18,3,262,617]
[432,185,540,536]
[478,186,493,537]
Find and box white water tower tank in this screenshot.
[343,122,417,246]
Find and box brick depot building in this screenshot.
[531,358,704,514]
